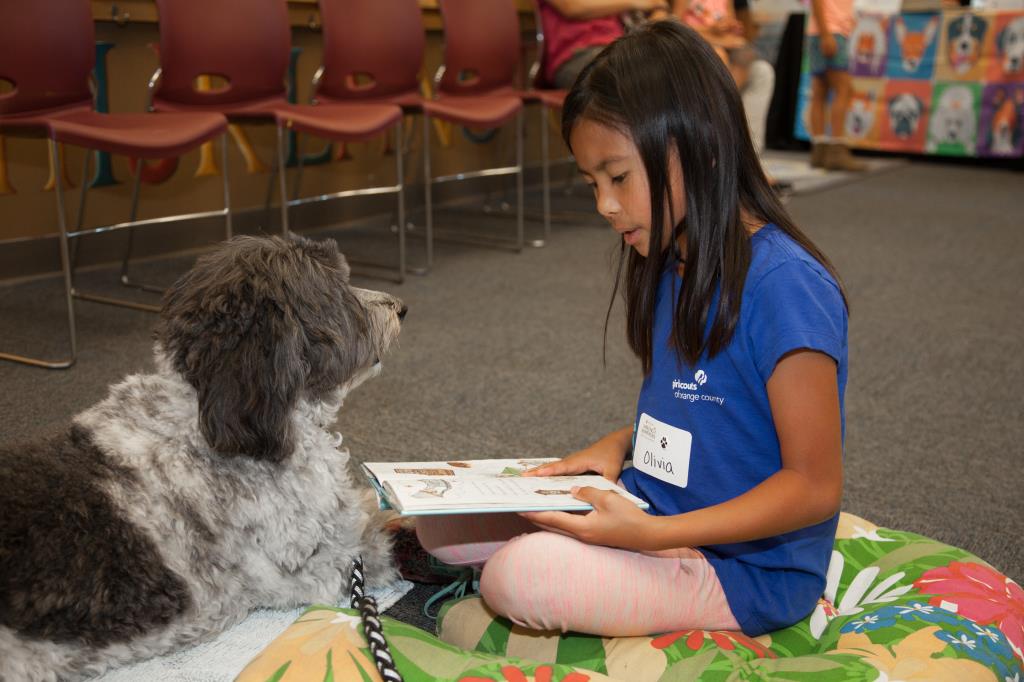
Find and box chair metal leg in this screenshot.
[263,145,279,227]
[276,124,290,236]
[63,153,159,313]
[422,113,434,271]
[0,141,77,368]
[540,104,551,244]
[115,159,162,294]
[396,119,406,283]
[292,132,306,203]
[424,111,532,253]
[221,134,233,240]
[515,110,526,251]
[67,147,93,277]
[344,120,409,285]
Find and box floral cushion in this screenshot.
[235,606,621,682]
[435,512,1024,681]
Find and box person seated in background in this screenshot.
[537,0,673,90]
[539,0,788,190]
[674,0,776,157]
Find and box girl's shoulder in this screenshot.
[743,224,845,315]
[747,224,840,292]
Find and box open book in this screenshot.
[361,458,649,516]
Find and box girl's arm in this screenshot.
[547,0,671,20]
[523,350,843,551]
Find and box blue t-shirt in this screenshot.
[619,223,848,636]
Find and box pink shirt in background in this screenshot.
[805,0,856,37]
[539,1,624,86]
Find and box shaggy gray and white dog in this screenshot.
[0,235,405,681]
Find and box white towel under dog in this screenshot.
[93,579,415,682]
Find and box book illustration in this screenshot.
[410,479,453,499]
[395,467,456,476]
[446,461,472,468]
[534,489,573,496]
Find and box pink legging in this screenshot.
[416,513,740,636]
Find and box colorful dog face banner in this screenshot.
[795,9,1024,157]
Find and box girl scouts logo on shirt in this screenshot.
[671,370,726,406]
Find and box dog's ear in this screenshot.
[156,241,307,463]
[192,306,304,463]
[997,26,1007,55]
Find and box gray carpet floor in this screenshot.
[2,162,1022,635]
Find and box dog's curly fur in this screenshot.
[0,236,404,681]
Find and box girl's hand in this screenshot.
[522,427,631,482]
[521,486,657,550]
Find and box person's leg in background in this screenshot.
[823,65,867,171]
[807,35,831,168]
[741,59,775,154]
[552,45,608,90]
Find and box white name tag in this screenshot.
[633,413,692,489]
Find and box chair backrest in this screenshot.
[0,0,94,118]
[316,0,425,102]
[153,0,291,109]
[436,0,521,96]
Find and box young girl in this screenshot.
[417,20,848,637]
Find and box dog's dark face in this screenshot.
[155,235,404,462]
[888,94,923,139]
[947,15,987,71]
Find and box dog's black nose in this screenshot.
[398,305,408,321]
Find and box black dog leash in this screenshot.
[349,556,404,682]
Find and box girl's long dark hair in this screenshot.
[562,21,847,373]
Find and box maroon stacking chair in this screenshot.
[522,0,570,243]
[317,0,526,272]
[0,0,228,369]
[151,0,407,281]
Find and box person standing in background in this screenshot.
[805,0,867,170]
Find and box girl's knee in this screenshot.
[479,532,576,629]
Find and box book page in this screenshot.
[363,458,559,481]
[381,474,649,514]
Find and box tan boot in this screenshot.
[823,142,868,172]
[810,142,828,169]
